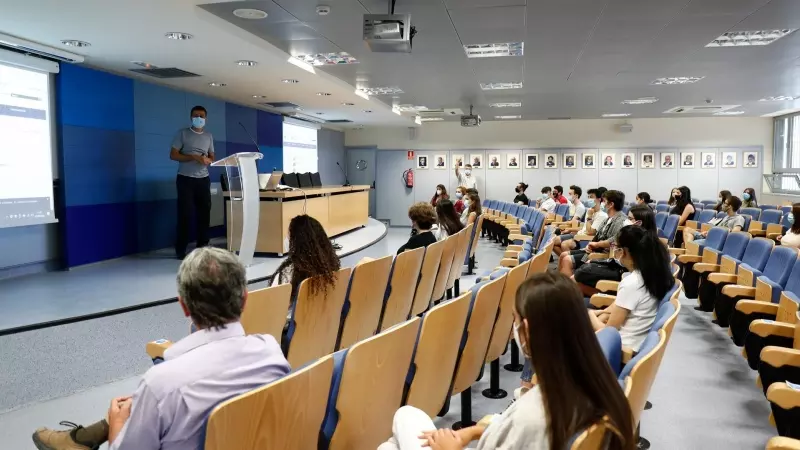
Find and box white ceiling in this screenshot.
[3,0,800,125]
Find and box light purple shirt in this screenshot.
[110,322,290,450]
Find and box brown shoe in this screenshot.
[32,421,107,450]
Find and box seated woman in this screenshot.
[588,226,674,352]
[742,187,758,208]
[431,184,449,207]
[398,202,439,254]
[712,190,732,213]
[777,203,800,248]
[434,199,465,241]
[668,186,695,248]
[635,191,655,211]
[453,185,467,214]
[379,272,635,450]
[460,192,482,226]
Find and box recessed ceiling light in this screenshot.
[315,112,325,115]
[363,110,373,113]
[489,102,522,108]
[236,60,258,67]
[165,32,193,41]
[341,102,355,106]
[292,52,359,66]
[295,107,304,111]
[282,79,299,84]
[316,92,332,96]
[208,82,226,87]
[651,77,704,85]
[233,8,268,19]
[602,113,631,118]
[61,39,90,47]
[394,105,429,112]
[480,82,523,90]
[131,61,157,68]
[621,97,658,105]
[420,117,444,122]
[760,95,800,102]
[714,111,745,116]
[357,87,404,96]
[706,29,796,47]
[495,115,522,119]
[252,95,267,99]
[464,42,524,58]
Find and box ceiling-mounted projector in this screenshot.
[461,104,481,127]
[363,14,414,53]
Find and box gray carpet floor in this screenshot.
[0,229,778,449]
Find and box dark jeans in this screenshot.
[176,175,211,256]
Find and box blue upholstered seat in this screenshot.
[759,209,784,226]
[596,327,622,376]
[660,214,681,244]
[694,209,717,225]
[654,212,668,230]
[656,204,669,213]
[619,331,660,381]
[740,207,762,221]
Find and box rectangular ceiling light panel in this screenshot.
[706,30,796,47]
[651,76,704,85]
[464,42,524,58]
[489,102,522,108]
[760,95,800,102]
[621,97,658,105]
[420,117,444,122]
[480,82,523,90]
[602,113,630,117]
[394,104,428,112]
[495,115,521,119]
[358,86,404,95]
[293,52,359,66]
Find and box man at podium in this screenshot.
[170,106,215,259]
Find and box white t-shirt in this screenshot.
[540,198,556,213]
[570,201,586,220]
[457,172,477,190]
[579,209,608,235]
[476,386,548,450]
[614,270,658,351]
[781,229,800,248]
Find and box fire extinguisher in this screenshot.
[402,169,414,188]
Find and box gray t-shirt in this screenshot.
[172,128,214,178]
[714,214,746,231]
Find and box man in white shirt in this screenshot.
[537,186,556,213]
[454,163,477,191]
[553,187,606,256]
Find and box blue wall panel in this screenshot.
[136,200,176,253]
[133,82,186,135]
[58,65,134,131]
[225,103,258,145]
[257,110,283,148]
[64,203,137,267]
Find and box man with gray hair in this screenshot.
[32,248,291,450]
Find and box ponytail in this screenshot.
[617,226,674,300]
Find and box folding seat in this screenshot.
[622,205,630,215]
[782,205,793,215]
[508,209,545,246]
[760,204,778,212]
[684,209,716,232]
[408,239,445,317]
[464,215,484,274]
[695,203,705,211]
[502,207,534,244]
[445,224,474,297]
[654,211,668,230]
[676,228,735,299]
[695,236,771,313]
[570,422,616,450]
[657,200,669,206]
[430,234,458,302]
[743,288,799,372]
[741,207,763,222]
[659,214,681,246]
[767,213,793,242]
[767,381,800,440]
[756,314,800,401]
[337,255,394,350]
[656,204,669,213]
[701,199,718,208]
[379,247,425,332]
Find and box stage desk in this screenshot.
[224,185,370,255]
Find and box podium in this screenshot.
[211,152,262,267]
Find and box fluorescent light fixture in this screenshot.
[354,89,370,100]
[621,97,658,105]
[706,29,796,47]
[252,95,267,99]
[713,111,745,116]
[489,102,522,108]
[165,32,193,41]
[282,79,299,84]
[208,82,226,87]
[61,40,90,47]
[316,92,332,96]
[358,86,404,96]
[480,82,523,90]
[414,116,422,125]
[495,115,521,119]
[651,76,704,85]
[420,117,444,122]
[464,42,524,58]
[394,105,428,112]
[602,113,631,118]
[760,95,800,102]
[363,110,373,113]
[292,52,358,66]
[287,56,316,74]
[233,8,268,19]
[236,60,258,67]
[341,102,355,106]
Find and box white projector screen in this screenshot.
[282,121,318,174]
[0,62,56,228]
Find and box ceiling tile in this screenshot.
[449,6,526,44]
[444,0,526,7]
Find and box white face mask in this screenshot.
[513,322,528,356]
[436,189,442,195]
[465,169,472,176]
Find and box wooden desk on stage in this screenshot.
[224,185,370,255]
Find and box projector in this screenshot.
[460,114,482,127]
[363,14,414,53]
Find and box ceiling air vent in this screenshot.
[418,108,464,118]
[326,119,353,123]
[262,101,301,109]
[129,67,200,78]
[663,105,740,114]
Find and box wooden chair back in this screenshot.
[627,330,668,426]
[286,267,352,368]
[431,234,459,301]
[337,255,394,350]
[446,224,474,291]
[379,248,425,331]
[470,215,484,258]
[484,260,531,363]
[240,283,292,343]
[204,355,333,450]
[664,293,682,342]
[451,276,506,395]
[776,293,800,325]
[570,422,610,450]
[328,318,421,450]
[795,312,800,349]
[405,292,472,417]
[528,243,551,274]
[410,239,445,316]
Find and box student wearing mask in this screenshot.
[454,163,477,190]
[588,226,674,351]
[453,186,467,214]
[742,187,758,208]
[555,188,608,256]
[552,185,568,204]
[434,200,465,241]
[398,203,438,254]
[683,195,745,246]
[536,186,556,213]
[379,272,635,450]
[461,192,482,226]
[777,203,800,248]
[430,184,449,207]
[551,186,587,254]
[635,192,655,211]
[669,186,696,228]
[513,182,529,205]
[713,190,732,213]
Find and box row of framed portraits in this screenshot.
[415,151,759,170]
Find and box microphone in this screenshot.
[239,122,262,154]
[337,162,351,187]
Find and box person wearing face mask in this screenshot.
[777,203,800,248]
[430,184,449,207]
[453,186,467,214]
[741,187,758,208]
[454,163,477,190]
[556,188,608,256]
[460,192,482,226]
[668,186,695,248]
[588,226,674,352]
[683,195,745,247]
[513,182,529,205]
[536,186,556,213]
[551,186,586,254]
[170,106,215,260]
[552,185,568,204]
[712,190,732,213]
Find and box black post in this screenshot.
[446,288,452,300]
[636,423,650,449]
[504,340,524,372]
[482,359,508,399]
[467,255,475,275]
[452,387,476,430]
[454,279,460,297]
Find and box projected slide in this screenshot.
[282,122,318,174]
[0,63,55,228]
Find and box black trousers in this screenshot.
[176,175,211,256]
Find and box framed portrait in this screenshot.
[621,153,635,169]
[506,153,520,169]
[641,153,655,169]
[601,153,616,169]
[433,154,447,169]
[722,151,737,168]
[470,153,483,168]
[660,152,675,169]
[743,151,758,168]
[563,153,577,169]
[416,154,429,169]
[488,154,501,169]
[544,153,558,169]
[582,153,596,169]
[680,152,695,169]
[525,153,539,169]
[701,152,716,168]
[452,154,464,168]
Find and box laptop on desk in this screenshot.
[259,171,283,191]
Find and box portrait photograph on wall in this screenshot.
[416,154,428,169]
[601,153,616,169]
[525,153,539,169]
[621,153,635,169]
[641,153,655,169]
[722,151,737,168]
[582,153,595,169]
[544,153,558,169]
[506,153,520,169]
[433,154,447,169]
[660,152,675,168]
[452,154,464,168]
[680,152,695,169]
[563,153,577,169]
[701,152,716,168]
[488,154,501,169]
[470,153,483,168]
[743,151,758,168]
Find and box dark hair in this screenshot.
[466,188,478,196]
[636,192,651,204]
[669,186,693,215]
[727,195,743,213]
[190,105,207,116]
[714,190,732,212]
[569,185,582,198]
[269,215,340,299]
[616,226,675,301]
[408,202,437,230]
[518,182,529,192]
[743,187,758,205]
[466,193,482,216]
[436,184,448,196]
[628,204,657,235]
[542,186,552,194]
[554,185,564,196]
[436,200,465,236]
[603,190,625,212]
[515,272,635,450]
[791,203,800,234]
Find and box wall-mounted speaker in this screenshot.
[618,123,633,133]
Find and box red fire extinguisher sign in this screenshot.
[407,150,414,160]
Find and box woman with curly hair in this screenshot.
[398,203,438,254]
[268,214,340,300]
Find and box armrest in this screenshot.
[721,285,756,298]
[590,293,616,308]
[146,339,173,360]
[574,234,594,241]
[700,223,713,232]
[767,233,782,241]
[562,227,581,234]
[500,258,519,267]
[760,346,800,369]
[621,346,634,364]
[750,320,796,339]
[720,256,739,274]
[508,234,531,242]
[507,245,523,252]
[669,248,686,256]
[767,382,800,410]
[596,280,619,293]
[505,224,521,231]
[503,250,520,259]
[693,263,720,274]
[685,240,701,256]
[685,220,699,230]
[750,229,767,237]
[766,436,800,450]
[736,300,779,316]
[678,255,703,264]
[708,273,738,284]
[588,252,609,261]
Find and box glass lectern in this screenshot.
[212,152,263,267]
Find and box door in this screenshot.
[347,148,377,218]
